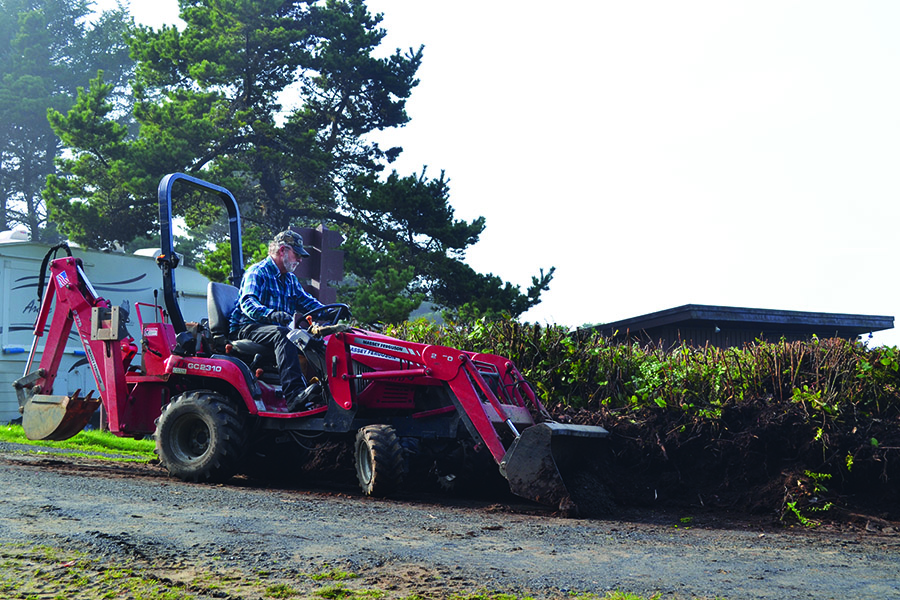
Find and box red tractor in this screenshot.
[14,174,608,514]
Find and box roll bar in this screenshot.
[157,173,244,333]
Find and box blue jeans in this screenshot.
[237,324,307,399]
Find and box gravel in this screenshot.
[0,449,899,599]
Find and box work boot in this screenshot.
[286,382,322,412]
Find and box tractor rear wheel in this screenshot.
[354,424,406,497]
[155,390,244,482]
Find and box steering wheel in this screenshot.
[300,303,352,327]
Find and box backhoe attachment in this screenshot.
[15,252,135,442]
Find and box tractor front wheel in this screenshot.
[155,390,244,482]
[354,424,406,497]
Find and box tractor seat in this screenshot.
[207,282,275,370]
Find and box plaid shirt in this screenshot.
[229,256,324,334]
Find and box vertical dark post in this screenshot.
[293,224,344,302]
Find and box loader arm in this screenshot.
[326,331,552,459]
[14,257,137,441]
[324,330,609,513]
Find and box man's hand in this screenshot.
[309,323,352,337]
[270,310,292,326]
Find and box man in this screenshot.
[230,230,324,411]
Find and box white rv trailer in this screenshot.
[0,234,210,423]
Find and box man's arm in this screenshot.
[239,292,278,323]
[291,281,326,316]
[238,266,281,323]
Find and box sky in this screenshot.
[99,1,900,346]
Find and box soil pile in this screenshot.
[560,399,900,525]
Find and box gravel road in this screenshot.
[0,448,898,600]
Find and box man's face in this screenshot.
[282,247,301,273]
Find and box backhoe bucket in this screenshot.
[500,422,609,515]
[21,393,101,441]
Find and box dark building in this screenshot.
[589,304,894,349]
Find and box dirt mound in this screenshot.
[557,400,900,524]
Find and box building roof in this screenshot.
[591,304,894,341]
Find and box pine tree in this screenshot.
[0,0,132,240]
[45,0,553,322]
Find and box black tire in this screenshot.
[354,424,406,497]
[155,390,244,482]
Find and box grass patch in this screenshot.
[315,583,384,600]
[0,424,155,460]
[0,544,685,600]
[310,566,360,581]
[266,582,302,598]
[0,544,195,600]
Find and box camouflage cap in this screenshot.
[273,230,310,257]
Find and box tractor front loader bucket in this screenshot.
[20,392,101,442]
[500,422,610,516]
